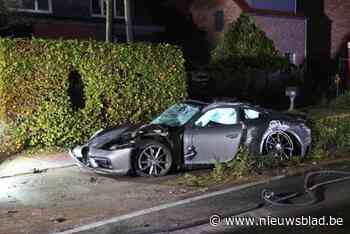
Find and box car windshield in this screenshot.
[151,103,201,127]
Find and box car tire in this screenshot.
[134,140,173,177]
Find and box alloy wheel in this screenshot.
[265,131,294,160]
[138,145,172,176]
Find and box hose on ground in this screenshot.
[262,170,350,207]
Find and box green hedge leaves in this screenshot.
[0,38,186,153]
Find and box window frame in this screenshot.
[14,0,53,14]
[114,0,125,18]
[91,0,125,19]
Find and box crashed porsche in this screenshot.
[70,100,311,177]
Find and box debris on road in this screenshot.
[33,168,48,174]
[89,177,97,183]
[50,216,67,223]
[7,210,18,214]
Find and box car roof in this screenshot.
[185,99,264,111]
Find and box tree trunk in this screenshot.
[124,0,133,43]
[106,0,113,42]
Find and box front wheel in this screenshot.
[134,141,173,177]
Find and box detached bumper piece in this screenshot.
[69,145,133,175]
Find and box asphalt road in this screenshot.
[0,166,202,234]
[74,167,350,234]
[68,171,312,234]
[1,163,350,234]
[169,173,350,234]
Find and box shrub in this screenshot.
[211,13,289,71]
[328,91,350,110]
[208,14,291,107]
[226,147,256,177]
[0,38,186,153]
[307,109,350,158]
[211,160,227,181]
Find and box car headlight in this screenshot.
[108,141,135,151]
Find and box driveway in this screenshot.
[0,166,201,234]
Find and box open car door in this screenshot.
[184,107,243,165]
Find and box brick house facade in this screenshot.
[166,0,307,65]
[300,0,350,80]
[251,14,306,65]
[324,0,350,59]
[323,0,350,81]
[7,0,164,42]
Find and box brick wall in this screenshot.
[324,0,350,58]
[31,19,164,42]
[13,0,165,42]
[251,14,306,65]
[32,21,105,40]
[348,42,350,82]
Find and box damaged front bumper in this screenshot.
[69,145,134,175]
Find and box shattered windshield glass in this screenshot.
[151,103,201,127]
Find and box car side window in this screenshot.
[244,109,260,120]
[195,108,238,127]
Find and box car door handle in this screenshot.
[226,133,239,139]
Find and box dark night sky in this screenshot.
[246,0,296,12]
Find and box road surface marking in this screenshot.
[54,175,285,234]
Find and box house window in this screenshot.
[214,10,224,32]
[91,0,125,18]
[114,0,125,18]
[12,0,52,13]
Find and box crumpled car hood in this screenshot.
[88,124,137,148]
[88,123,170,148]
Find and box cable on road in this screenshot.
[136,171,350,233]
[262,170,350,207]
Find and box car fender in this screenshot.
[259,120,304,155]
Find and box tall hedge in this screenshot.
[0,38,186,153]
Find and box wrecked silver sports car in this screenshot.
[70,100,311,177]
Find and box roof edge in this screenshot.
[234,0,304,18]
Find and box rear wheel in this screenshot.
[265,131,294,161]
[134,141,173,177]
